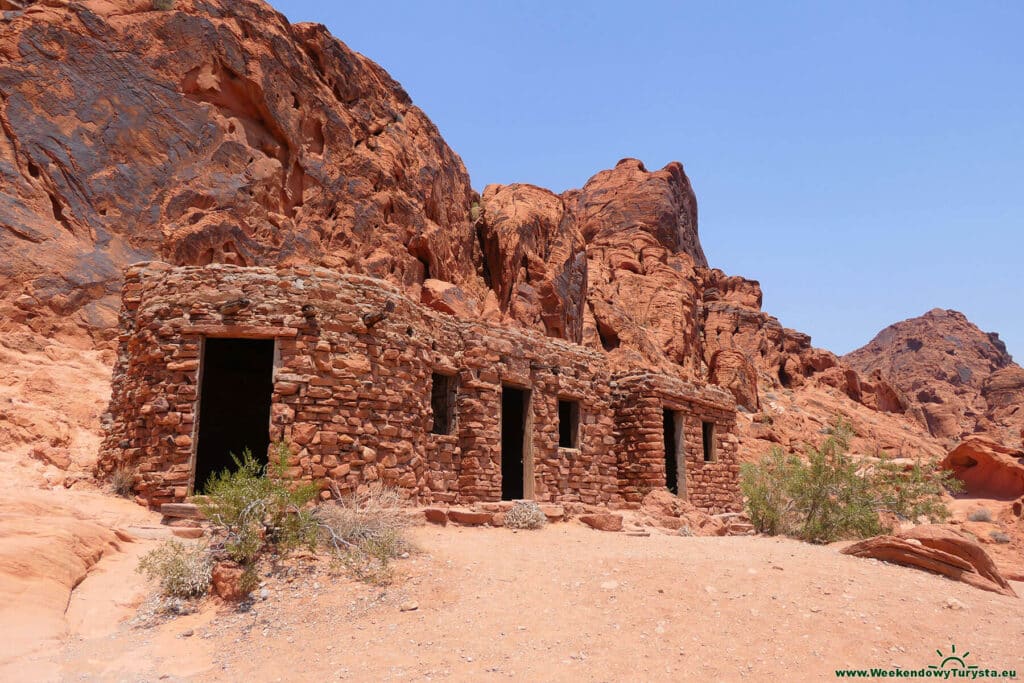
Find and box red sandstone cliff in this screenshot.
[845,309,1024,446]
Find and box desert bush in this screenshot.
[109,465,135,498]
[989,530,1011,544]
[137,540,212,598]
[503,500,547,530]
[315,486,411,584]
[740,418,960,543]
[968,507,993,523]
[195,443,318,592]
[152,0,175,10]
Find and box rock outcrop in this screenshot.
[845,309,1024,445]
[0,0,481,342]
[841,525,1017,597]
[941,437,1024,500]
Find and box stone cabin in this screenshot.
[99,263,741,513]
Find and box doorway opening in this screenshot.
[663,409,684,496]
[194,338,274,493]
[501,386,531,500]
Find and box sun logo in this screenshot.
[929,644,980,671]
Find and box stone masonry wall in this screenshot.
[613,374,741,513]
[99,263,737,512]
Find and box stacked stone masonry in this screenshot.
[99,263,741,513]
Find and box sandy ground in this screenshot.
[7,523,1018,682]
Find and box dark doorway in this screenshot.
[194,338,274,492]
[501,386,530,500]
[663,409,683,495]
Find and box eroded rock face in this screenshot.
[845,309,1023,444]
[477,183,586,342]
[0,0,480,341]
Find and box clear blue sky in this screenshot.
[274,1,1023,359]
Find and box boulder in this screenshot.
[211,561,248,601]
[447,509,492,526]
[841,525,1016,597]
[579,513,623,532]
[420,280,477,317]
[423,508,448,526]
[941,437,1024,500]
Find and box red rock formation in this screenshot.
[0,0,481,342]
[941,437,1024,500]
[841,525,1016,597]
[477,183,586,342]
[845,309,1024,445]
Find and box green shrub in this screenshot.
[315,486,411,585]
[152,0,175,10]
[137,540,212,598]
[503,501,547,530]
[740,419,960,543]
[195,443,318,592]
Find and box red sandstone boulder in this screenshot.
[579,513,623,532]
[941,437,1024,500]
[420,280,477,318]
[841,525,1016,597]
[423,508,448,526]
[447,509,492,526]
[211,561,248,601]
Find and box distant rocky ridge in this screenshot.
[0,0,1017,454]
[846,309,1024,446]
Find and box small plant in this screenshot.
[315,486,411,585]
[989,530,1011,544]
[152,0,175,10]
[503,501,547,530]
[196,443,319,594]
[137,540,212,598]
[740,418,961,543]
[968,508,993,523]
[109,465,135,498]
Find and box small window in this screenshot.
[431,372,456,435]
[702,421,716,462]
[558,399,580,449]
